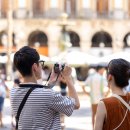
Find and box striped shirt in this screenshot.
[10,84,75,130]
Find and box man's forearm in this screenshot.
[66,76,80,109]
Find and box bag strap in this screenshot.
[112,94,130,111]
[15,87,35,130]
[112,94,130,130]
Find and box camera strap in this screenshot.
[45,72,60,88]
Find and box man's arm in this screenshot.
[61,65,80,109]
[65,75,80,109]
[94,101,106,130]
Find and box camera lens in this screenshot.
[54,63,60,73]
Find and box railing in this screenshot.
[0,8,129,20]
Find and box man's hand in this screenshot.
[61,65,72,79]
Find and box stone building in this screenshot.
[0,0,130,57]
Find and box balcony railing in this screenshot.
[0,8,129,20]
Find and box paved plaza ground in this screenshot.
[1,92,93,130]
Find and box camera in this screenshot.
[54,63,65,74]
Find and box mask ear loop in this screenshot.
[44,72,60,88]
[44,64,65,88]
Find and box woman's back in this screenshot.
[102,93,130,130]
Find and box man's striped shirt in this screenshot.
[10,84,75,130]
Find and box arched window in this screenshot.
[28,30,48,47]
[68,31,80,47]
[64,0,76,17]
[123,32,130,48]
[91,31,112,47]
[97,0,109,17]
[32,0,45,17]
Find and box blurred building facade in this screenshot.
[0,0,130,57]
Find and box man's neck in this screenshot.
[23,76,37,84]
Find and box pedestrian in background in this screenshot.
[10,46,80,130]
[0,73,8,127]
[94,58,130,130]
[84,65,108,127]
[125,79,130,92]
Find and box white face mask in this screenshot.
[37,78,43,84]
[36,69,44,84]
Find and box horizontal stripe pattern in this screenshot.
[10,84,75,130]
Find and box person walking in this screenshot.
[84,65,108,127]
[0,73,8,127]
[10,46,80,130]
[94,58,130,130]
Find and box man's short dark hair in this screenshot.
[13,46,40,76]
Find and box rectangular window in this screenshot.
[64,0,76,17]
[128,0,130,16]
[50,0,58,8]
[18,0,26,8]
[1,0,8,17]
[33,0,45,17]
[82,0,91,8]
[0,0,2,17]
[97,0,108,15]
[114,0,123,9]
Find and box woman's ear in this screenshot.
[107,74,112,82]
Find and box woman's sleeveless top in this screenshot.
[102,93,130,130]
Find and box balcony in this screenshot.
[109,9,126,19]
[13,9,28,19]
[78,8,95,19]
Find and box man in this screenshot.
[84,65,108,127]
[10,46,80,130]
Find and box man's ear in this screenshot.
[32,63,38,72]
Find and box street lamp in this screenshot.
[58,13,72,52]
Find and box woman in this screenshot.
[94,58,130,130]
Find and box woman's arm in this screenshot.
[94,101,106,130]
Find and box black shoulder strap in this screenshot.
[15,87,35,130]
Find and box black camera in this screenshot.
[54,63,65,74]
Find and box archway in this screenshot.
[0,31,16,47]
[123,32,130,48]
[28,30,48,47]
[28,30,48,55]
[68,31,80,47]
[91,31,112,47]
